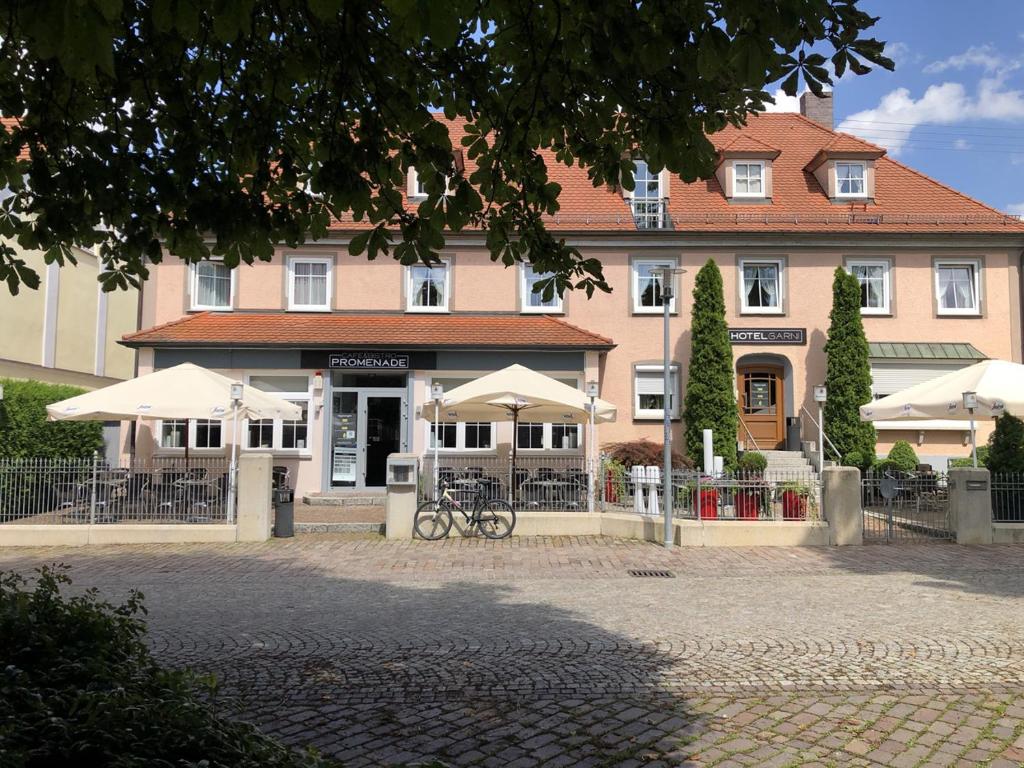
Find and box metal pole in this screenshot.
[662,285,673,548]
[433,396,440,497]
[818,402,824,476]
[588,395,596,514]
[970,410,978,468]
[89,450,98,525]
[227,402,239,524]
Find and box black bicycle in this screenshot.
[414,480,516,540]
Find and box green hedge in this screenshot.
[0,566,338,767]
[0,379,103,458]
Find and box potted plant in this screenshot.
[690,481,718,519]
[779,480,811,520]
[735,452,768,520]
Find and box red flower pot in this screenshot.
[692,488,718,519]
[735,490,762,520]
[781,490,808,520]
[604,475,617,503]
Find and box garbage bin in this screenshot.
[273,487,295,538]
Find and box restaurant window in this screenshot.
[516,422,582,451]
[733,161,764,198]
[634,364,680,419]
[158,419,224,450]
[935,260,981,315]
[425,378,495,451]
[190,260,233,310]
[516,422,545,450]
[740,258,783,314]
[835,162,866,197]
[245,374,313,452]
[407,260,450,312]
[521,264,562,313]
[848,259,891,315]
[428,423,458,450]
[287,257,332,311]
[632,259,676,314]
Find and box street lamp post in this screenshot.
[431,382,444,495]
[657,267,685,549]
[963,390,978,467]
[813,385,828,476]
[586,381,599,514]
[227,382,244,524]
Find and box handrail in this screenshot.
[800,406,842,461]
[739,418,761,452]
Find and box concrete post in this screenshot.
[236,453,273,542]
[949,467,993,545]
[386,453,420,540]
[823,466,862,546]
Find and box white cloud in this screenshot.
[761,86,803,113]
[953,138,970,150]
[1005,202,1024,215]
[837,76,1024,155]
[923,44,1014,74]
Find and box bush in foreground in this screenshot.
[0,378,103,458]
[0,566,337,768]
[603,439,693,469]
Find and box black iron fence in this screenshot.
[861,469,952,542]
[991,472,1024,523]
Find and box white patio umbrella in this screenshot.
[421,364,617,506]
[859,359,1024,466]
[47,363,302,519]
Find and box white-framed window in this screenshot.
[934,260,981,315]
[733,161,764,198]
[634,364,680,419]
[189,260,234,310]
[425,378,495,451]
[630,160,666,229]
[516,422,581,451]
[245,374,313,452]
[740,258,784,314]
[521,264,562,313]
[409,168,428,198]
[157,419,224,450]
[632,259,676,314]
[848,259,891,315]
[287,257,332,311]
[835,162,866,197]
[407,260,450,312]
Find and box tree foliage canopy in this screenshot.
[823,267,876,468]
[0,0,891,295]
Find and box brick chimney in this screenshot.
[800,91,833,129]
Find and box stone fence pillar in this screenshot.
[236,453,273,542]
[949,467,993,545]
[385,453,420,540]
[822,466,862,546]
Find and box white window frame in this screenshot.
[631,258,677,314]
[406,259,450,313]
[243,374,314,455]
[847,259,891,315]
[732,161,765,198]
[287,256,333,312]
[934,259,982,316]
[634,364,680,420]
[188,259,235,311]
[520,263,563,313]
[425,377,496,452]
[516,422,583,452]
[155,418,225,453]
[739,258,784,315]
[409,168,428,199]
[835,161,867,198]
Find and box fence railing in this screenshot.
[991,472,1024,523]
[0,455,232,525]
[602,467,821,521]
[860,469,952,542]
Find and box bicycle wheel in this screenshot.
[414,500,454,540]
[476,500,516,540]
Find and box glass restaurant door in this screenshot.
[330,388,408,489]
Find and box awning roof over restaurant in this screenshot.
[868,342,987,361]
[121,312,615,350]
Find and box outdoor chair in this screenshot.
[272,465,290,489]
[536,467,558,481]
[462,466,484,479]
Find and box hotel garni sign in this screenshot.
[328,351,411,369]
[728,328,807,345]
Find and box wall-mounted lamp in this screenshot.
[313,371,324,391]
[230,382,244,402]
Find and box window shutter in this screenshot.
[659,169,671,199]
[636,370,665,395]
[870,362,967,396]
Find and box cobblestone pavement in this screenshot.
[3,536,1024,767]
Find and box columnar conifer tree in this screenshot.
[684,259,738,469]
[823,267,876,467]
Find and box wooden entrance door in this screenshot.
[737,366,785,450]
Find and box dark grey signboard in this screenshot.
[728,328,807,345]
[327,351,411,369]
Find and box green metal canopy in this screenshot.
[868,342,988,361]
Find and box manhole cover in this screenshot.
[628,569,675,578]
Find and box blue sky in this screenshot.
[763,0,1024,214]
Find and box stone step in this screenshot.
[295,521,386,534]
[302,494,386,507]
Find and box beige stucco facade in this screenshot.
[127,231,1024,494]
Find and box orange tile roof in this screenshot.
[328,112,1024,234]
[716,134,781,157]
[122,312,615,350]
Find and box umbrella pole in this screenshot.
[510,407,518,506]
[227,402,239,524]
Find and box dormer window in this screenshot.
[733,162,764,198]
[628,160,667,229]
[836,162,866,197]
[409,168,428,198]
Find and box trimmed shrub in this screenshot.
[0,378,103,458]
[949,445,990,468]
[883,440,919,472]
[986,414,1024,473]
[0,566,337,767]
[683,259,738,470]
[603,439,693,469]
[737,451,767,474]
[823,268,876,469]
